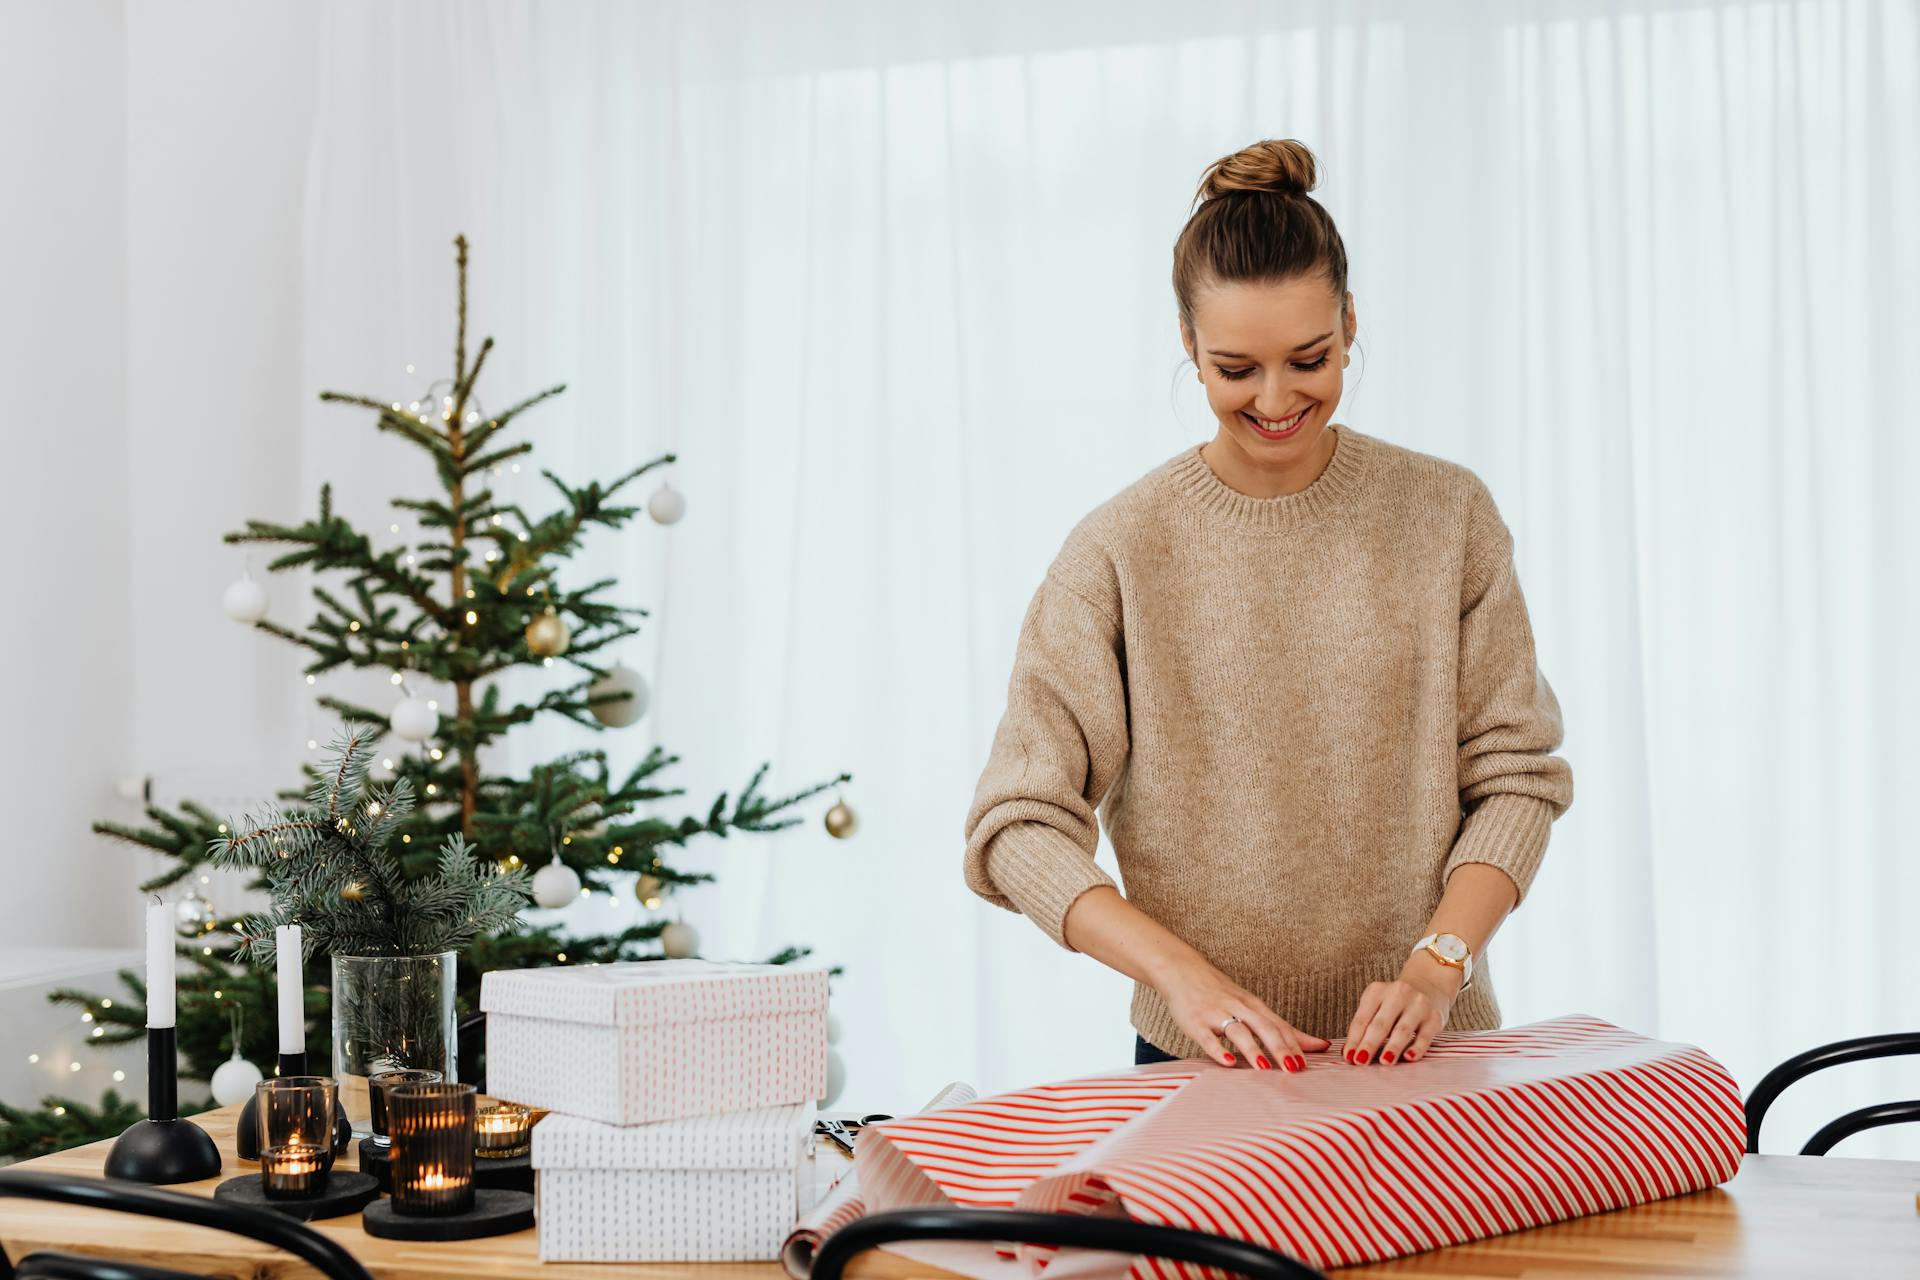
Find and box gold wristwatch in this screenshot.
[1412,932,1475,992]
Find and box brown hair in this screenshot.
[1173,138,1352,348]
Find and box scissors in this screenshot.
[814,1112,895,1156]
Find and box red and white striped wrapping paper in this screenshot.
[846,1016,1746,1277]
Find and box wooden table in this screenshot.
[0,1104,1915,1278]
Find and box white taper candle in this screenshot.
[276,923,304,1054]
[145,897,175,1028]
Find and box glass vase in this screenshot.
[331,951,458,1138]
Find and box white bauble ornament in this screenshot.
[819,1047,846,1108]
[210,1052,264,1107]
[589,664,650,728]
[825,1009,843,1045]
[222,576,268,624]
[531,861,582,909]
[660,920,699,958]
[647,482,686,525]
[389,697,439,743]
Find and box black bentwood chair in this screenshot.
[1743,1031,1920,1155]
[0,1170,373,1280]
[811,1208,1329,1280]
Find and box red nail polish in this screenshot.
[1356,1050,1369,1064]
[1255,1055,1271,1070]
[1382,1051,1395,1064]
[1406,1051,1419,1060]
[1287,1056,1304,1071]
[1223,1053,1235,1065]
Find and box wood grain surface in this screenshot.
[1,1103,1915,1278]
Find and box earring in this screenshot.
[1342,355,1351,368]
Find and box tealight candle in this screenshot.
[388,1081,476,1216]
[261,1142,327,1199]
[474,1102,532,1159]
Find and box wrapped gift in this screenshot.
[481,958,829,1124]
[851,1015,1747,1278]
[533,1098,817,1262]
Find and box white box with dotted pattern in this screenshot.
[480,959,829,1125]
[532,1097,818,1262]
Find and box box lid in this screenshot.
[480,959,828,1028]
[532,1098,817,1170]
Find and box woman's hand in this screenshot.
[1343,962,1460,1065]
[1159,957,1330,1071]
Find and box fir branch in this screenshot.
[0,1090,145,1161]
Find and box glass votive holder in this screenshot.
[368,1067,443,1148]
[387,1080,476,1216]
[474,1101,532,1159]
[253,1076,337,1196]
[260,1142,328,1199]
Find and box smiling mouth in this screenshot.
[1241,406,1310,438]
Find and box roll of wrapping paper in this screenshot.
[781,1081,978,1279]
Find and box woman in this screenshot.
[962,139,1574,1073]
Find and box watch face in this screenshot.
[1433,935,1468,962]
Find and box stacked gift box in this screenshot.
[480,957,831,1262]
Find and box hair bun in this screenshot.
[1194,138,1318,202]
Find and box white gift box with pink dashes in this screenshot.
[480,959,829,1125]
[532,1098,818,1262]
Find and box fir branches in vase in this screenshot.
[214,724,533,962]
[214,724,535,1127]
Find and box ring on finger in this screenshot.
[1217,1014,1242,1037]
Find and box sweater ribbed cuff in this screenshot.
[982,822,1118,952]
[1443,792,1557,905]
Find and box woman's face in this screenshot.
[1181,277,1355,479]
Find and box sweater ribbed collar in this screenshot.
[1164,423,1374,531]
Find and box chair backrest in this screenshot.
[0,1170,374,1280]
[1743,1031,1920,1155]
[810,1207,1327,1280]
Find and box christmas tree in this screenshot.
[0,236,849,1158]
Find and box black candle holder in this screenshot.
[104,1026,222,1184]
[368,1067,442,1148]
[387,1081,476,1216]
[234,1053,353,1161]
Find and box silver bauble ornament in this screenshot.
[174,892,215,931]
[819,1047,846,1108]
[389,696,438,743]
[588,664,651,728]
[660,920,699,958]
[526,610,572,658]
[647,482,686,525]
[824,800,858,839]
[531,861,583,909]
[222,575,268,624]
[210,1051,264,1107]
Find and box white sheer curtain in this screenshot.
[296,0,1919,1154]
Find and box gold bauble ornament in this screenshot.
[526,610,572,657]
[824,799,858,840]
[633,873,663,906]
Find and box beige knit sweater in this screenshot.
[962,423,1574,1059]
